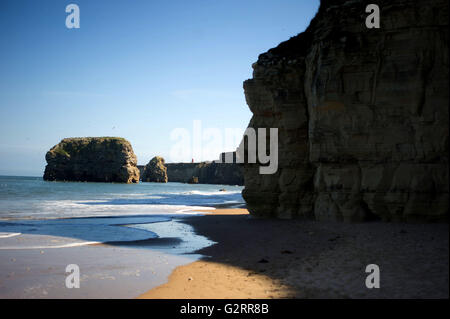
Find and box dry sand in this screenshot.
[141,209,293,298]
[139,209,449,299]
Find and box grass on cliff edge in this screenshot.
[51,137,131,156]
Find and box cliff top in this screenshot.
[48,137,133,158]
[59,137,129,144]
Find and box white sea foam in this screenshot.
[0,232,21,238]
[181,190,242,196]
[0,241,100,250]
[0,201,216,220]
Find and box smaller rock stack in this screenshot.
[142,156,168,183]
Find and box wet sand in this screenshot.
[0,236,198,298]
[0,216,210,298]
[140,208,449,299]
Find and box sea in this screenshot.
[0,175,244,251]
[0,176,246,297]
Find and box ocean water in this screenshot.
[0,176,244,219]
[0,176,244,251]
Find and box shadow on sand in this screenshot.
[172,213,449,298]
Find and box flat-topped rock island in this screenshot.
[43,137,140,183]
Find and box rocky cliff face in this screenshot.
[166,162,244,186]
[43,137,140,183]
[142,156,168,182]
[137,165,146,178]
[242,0,448,221]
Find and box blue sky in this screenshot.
[0,0,319,176]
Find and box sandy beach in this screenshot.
[0,213,212,298]
[0,237,198,298]
[1,207,448,299]
[140,208,449,299]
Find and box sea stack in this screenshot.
[241,0,449,222]
[142,156,168,182]
[43,137,140,183]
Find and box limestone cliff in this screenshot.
[142,156,168,182]
[43,137,140,183]
[242,0,448,221]
[166,162,244,186]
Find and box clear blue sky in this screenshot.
[0,0,319,176]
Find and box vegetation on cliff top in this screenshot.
[50,137,131,157]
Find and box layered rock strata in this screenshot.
[142,156,168,182]
[166,162,244,186]
[43,137,140,183]
[242,0,449,221]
